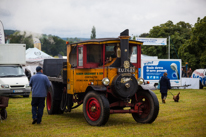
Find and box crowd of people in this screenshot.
[182,67,193,78]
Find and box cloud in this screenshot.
[0,0,206,38]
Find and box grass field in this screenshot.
[0,89,206,137]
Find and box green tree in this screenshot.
[9,31,33,49]
[90,26,96,39]
[141,20,192,59]
[178,16,206,70]
[66,37,81,44]
[40,35,66,56]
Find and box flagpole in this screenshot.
[168,36,170,59]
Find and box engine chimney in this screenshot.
[119,29,130,68]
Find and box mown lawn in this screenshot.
[0,89,206,137]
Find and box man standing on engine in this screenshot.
[29,66,51,124]
[160,72,171,103]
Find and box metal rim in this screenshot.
[47,92,51,111]
[86,97,101,121]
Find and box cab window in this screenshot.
[130,46,137,63]
[87,45,101,63]
[105,44,117,59]
[78,47,83,66]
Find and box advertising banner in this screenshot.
[136,38,167,45]
[141,59,182,86]
[0,20,5,44]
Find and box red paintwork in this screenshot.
[135,95,151,118]
[77,44,103,68]
[130,44,141,71]
[108,92,151,115]
[110,109,142,114]
[86,97,101,121]
[47,92,51,111]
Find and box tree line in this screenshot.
[4,16,206,70]
[5,31,84,56]
[140,16,206,70]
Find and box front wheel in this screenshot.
[83,91,110,126]
[132,90,159,123]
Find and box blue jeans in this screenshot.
[31,97,45,123]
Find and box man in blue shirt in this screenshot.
[29,66,51,124]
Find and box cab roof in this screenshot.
[68,38,143,46]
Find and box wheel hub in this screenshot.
[91,106,96,112]
[86,97,101,121]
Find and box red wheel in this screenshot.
[132,90,159,123]
[86,97,101,121]
[46,82,64,114]
[47,91,51,111]
[135,95,151,118]
[83,91,110,126]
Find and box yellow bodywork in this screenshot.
[67,65,138,94]
[66,40,141,95]
[67,65,117,94]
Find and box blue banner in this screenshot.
[136,38,167,46]
[141,59,182,86]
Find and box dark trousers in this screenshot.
[161,93,167,100]
[31,97,45,123]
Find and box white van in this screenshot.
[191,69,206,89]
[0,44,31,97]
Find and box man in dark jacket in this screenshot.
[160,72,171,103]
[29,66,51,124]
[25,68,31,81]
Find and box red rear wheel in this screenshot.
[47,91,51,111]
[132,90,159,123]
[46,82,64,114]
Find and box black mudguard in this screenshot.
[86,85,107,92]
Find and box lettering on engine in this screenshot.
[118,67,135,73]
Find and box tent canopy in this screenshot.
[141,54,158,59]
[130,54,158,63]
[26,47,53,62]
[24,48,53,76]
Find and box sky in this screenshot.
[0,0,206,38]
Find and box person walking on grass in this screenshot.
[160,72,171,103]
[29,66,51,124]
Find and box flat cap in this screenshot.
[36,66,42,72]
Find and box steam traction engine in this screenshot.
[44,29,159,126]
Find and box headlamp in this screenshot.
[1,84,9,88]
[137,78,144,85]
[102,78,110,86]
[26,84,30,88]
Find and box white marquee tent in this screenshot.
[130,54,158,63]
[141,54,158,59]
[24,48,53,75]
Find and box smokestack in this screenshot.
[119,29,130,68]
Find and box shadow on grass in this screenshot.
[61,111,84,119]
[50,110,143,127]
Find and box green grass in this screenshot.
[1,89,206,137]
